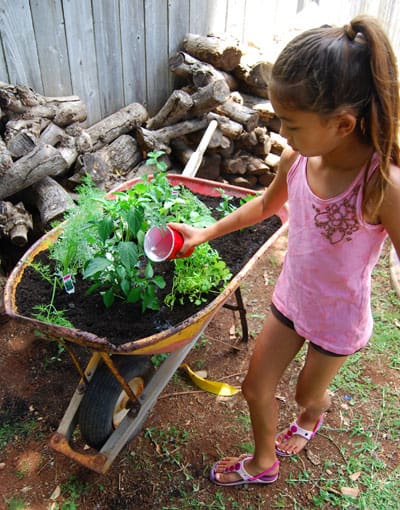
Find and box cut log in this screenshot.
[196,153,221,181]
[136,117,208,153]
[240,93,275,120]
[216,99,259,132]
[70,134,142,189]
[58,137,78,168]
[29,176,74,227]
[182,34,242,71]
[233,56,272,90]
[170,138,194,167]
[222,151,269,176]
[76,103,148,153]
[240,92,280,128]
[51,98,87,127]
[39,122,67,146]
[169,51,201,82]
[37,122,78,168]
[74,153,109,190]
[221,155,247,175]
[4,118,50,158]
[269,132,287,155]
[169,52,221,85]
[236,126,272,156]
[233,46,272,98]
[207,112,243,139]
[146,89,193,129]
[0,144,68,199]
[0,82,87,126]
[0,136,13,175]
[265,152,281,171]
[189,79,230,116]
[258,171,276,187]
[222,174,258,189]
[0,82,43,110]
[0,200,33,246]
[171,137,222,180]
[188,127,231,150]
[169,51,237,90]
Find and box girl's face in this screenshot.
[269,94,342,157]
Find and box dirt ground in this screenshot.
[0,233,398,509]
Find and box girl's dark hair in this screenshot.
[270,15,399,216]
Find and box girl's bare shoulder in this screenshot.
[278,146,300,175]
[379,162,400,237]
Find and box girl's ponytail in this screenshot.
[345,16,399,216]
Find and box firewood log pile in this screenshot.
[0,33,286,271]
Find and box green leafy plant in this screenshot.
[215,188,237,217]
[82,200,166,310]
[165,243,232,307]
[41,152,232,313]
[31,275,74,328]
[48,175,105,279]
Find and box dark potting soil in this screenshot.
[15,195,282,344]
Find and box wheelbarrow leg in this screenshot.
[98,334,201,472]
[53,352,102,439]
[223,287,249,342]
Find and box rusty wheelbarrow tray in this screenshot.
[4,174,288,474]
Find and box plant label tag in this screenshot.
[63,274,75,294]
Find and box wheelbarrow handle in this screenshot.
[181,119,218,178]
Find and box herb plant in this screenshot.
[165,243,232,307]
[215,188,237,217]
[48,176,104,278]
[31,275,73,328]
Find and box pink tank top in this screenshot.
[272,154,387,355]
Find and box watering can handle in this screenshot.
[181,119,218,178]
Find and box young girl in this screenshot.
[170,15,400,486]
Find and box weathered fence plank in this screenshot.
[144,0,169,115]
[168,0,190,92]
[92,0,124,118]
[30,0,72,96]
[0,0,399,125]
[62,0,101,125]
[120,0,147,109]
[0,0,42,90]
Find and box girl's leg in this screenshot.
[213,312,305,484]
[276,344,349,455]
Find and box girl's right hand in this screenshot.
[168,222,205,256]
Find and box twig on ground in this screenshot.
[203,335,242,351]
[318,432,347,462]
[159,390,204,399]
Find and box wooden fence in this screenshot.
[1,0,399,125]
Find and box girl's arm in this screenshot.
[379,163,400,258]
[169,147,297,254]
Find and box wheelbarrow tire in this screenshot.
[78,355,154,449]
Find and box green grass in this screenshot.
[0,419,38,451]
[5,497,27,510]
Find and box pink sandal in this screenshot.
[275,415,324,457]
[210,454,279,486]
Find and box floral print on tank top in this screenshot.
[312,185,360,244]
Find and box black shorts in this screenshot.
[270,302,347,358]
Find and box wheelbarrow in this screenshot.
[3,122,288,474]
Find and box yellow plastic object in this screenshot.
[180,363,240,396]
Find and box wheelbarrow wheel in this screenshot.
[78,355,154,449]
